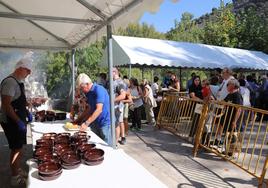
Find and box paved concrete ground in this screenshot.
[119,123,260,188]
[0,122,262,188]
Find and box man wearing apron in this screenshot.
[0,52,32,186]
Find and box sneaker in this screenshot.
[119,137,126,145]
[136,127,142,131]
[18,168,28,178]
[130,126,136,131]
[211,139,223,146]
[11,174,26,186]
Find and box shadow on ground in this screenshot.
[0,132,33,188]
[127,123,259,188]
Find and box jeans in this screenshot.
[91,122,111,146]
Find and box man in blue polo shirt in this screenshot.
[74,73,111,145]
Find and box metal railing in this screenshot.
[157,93,203,140]
[157,93,268,187]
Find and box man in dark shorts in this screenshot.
[0,52,33,186]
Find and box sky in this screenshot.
[139,0,232,33]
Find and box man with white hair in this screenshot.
[217,67,235,101]
[0,52,33,186]
[74,73,111,145]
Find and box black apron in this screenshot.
[1,76,28,124]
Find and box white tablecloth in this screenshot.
[27,121,167,188]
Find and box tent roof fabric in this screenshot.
[0,0,172,50]
[105,35,268,70]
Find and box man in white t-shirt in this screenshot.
[151,76,159,98]
[217,68,235,101]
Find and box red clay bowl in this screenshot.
[39,170,62,181]
[61,151,81,165]
[37,154,60,165]
[34,148,52,159]
[55,146,72,157]
[77,143,96,156]
[83,148,105,161]
[43,132,57,137]
[83,158,104,166]
[38,161,62,176]
[74,131,87,136]
[57,132,71,137]
[36,138,53,146]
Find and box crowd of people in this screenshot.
[71,68,161,147]
[1,51,267,186]
[71,67,268,148]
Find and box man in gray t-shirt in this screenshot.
[113,68,127,145]
[0,77,22,123]
[0,52,33,186]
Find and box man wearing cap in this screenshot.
[0,52,33,186]
[74,73,111,145]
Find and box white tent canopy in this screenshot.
[103,35,268,70]
[0,0,174,50]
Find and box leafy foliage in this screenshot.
[117,23,165,39]
[234,7,268,53]
[202,4,238,47]
[166,12,204,43]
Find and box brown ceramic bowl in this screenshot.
[55,146,72,157]
[54,135,70,144]
[39,170,62,181]
[55,112,66,120]
[57,132,71,137]
[83,148,104,161]
[83,158,104,166]
[61,162,81,170]
[77,143,96,157]
[34,148,52,159]
[61,151,80,164]
[38,161,62,175]
[46,114,55,121]
[46,110,55,116]
[36,138,53,146]
[35,144,53,151]
[74,131,87,136]
[43,132,57,137]
[37,154,60,165]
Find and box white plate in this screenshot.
[63,125,89,131]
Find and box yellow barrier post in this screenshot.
[259,155,268,187]
[193,102,209,157]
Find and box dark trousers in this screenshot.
[130,106,142,129]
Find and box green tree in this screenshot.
[202,4,238,47]
[76,40,106,81]
[117,23,165,39]
[166,12,204,43]
[235,7,268,53]
[45,51,71,98]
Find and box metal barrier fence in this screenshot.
[157,93,268,187]
[157,93,203,140]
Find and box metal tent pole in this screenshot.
[71,49,76,103]
[129,64,132,78]
[107,25,116,149]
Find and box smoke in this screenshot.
[0,50,72,111]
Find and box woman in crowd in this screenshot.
[169,73,180,92]
[129,78,143,130]
[143,79,157,126]
[189,76,203,100]
[189,76,203,138]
